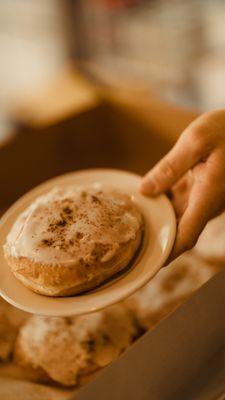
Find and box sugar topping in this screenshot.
[5,186,142,266]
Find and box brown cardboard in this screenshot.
[76,269,225,400]
[1,96,225,399]
[0,102,171,210]
[183,345,225,399]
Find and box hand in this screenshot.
[140,109,225,261]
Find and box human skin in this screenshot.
[140,109,225,262]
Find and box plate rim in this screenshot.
[0,168,177,316]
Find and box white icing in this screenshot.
[4,186,142,266]
[17,305,136,386]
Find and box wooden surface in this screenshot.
[10,65,198,137]
[11,66,99,128]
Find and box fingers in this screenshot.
[169,172,193,218]
[140,125,205,196]
[169,180,220,261]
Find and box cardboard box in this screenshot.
[77,269,225,400]
[0,94,224,399]
[0,99,174,210]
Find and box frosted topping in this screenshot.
[5,186,142,265]
[16,305,136,385]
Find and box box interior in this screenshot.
[0,101,171,211]
[1,99,224,399]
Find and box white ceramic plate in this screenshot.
[0,169,176,316]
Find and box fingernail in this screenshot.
[140,179,157,196]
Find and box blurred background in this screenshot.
[1,0,225,142]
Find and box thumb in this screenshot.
[140,129,202,196]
